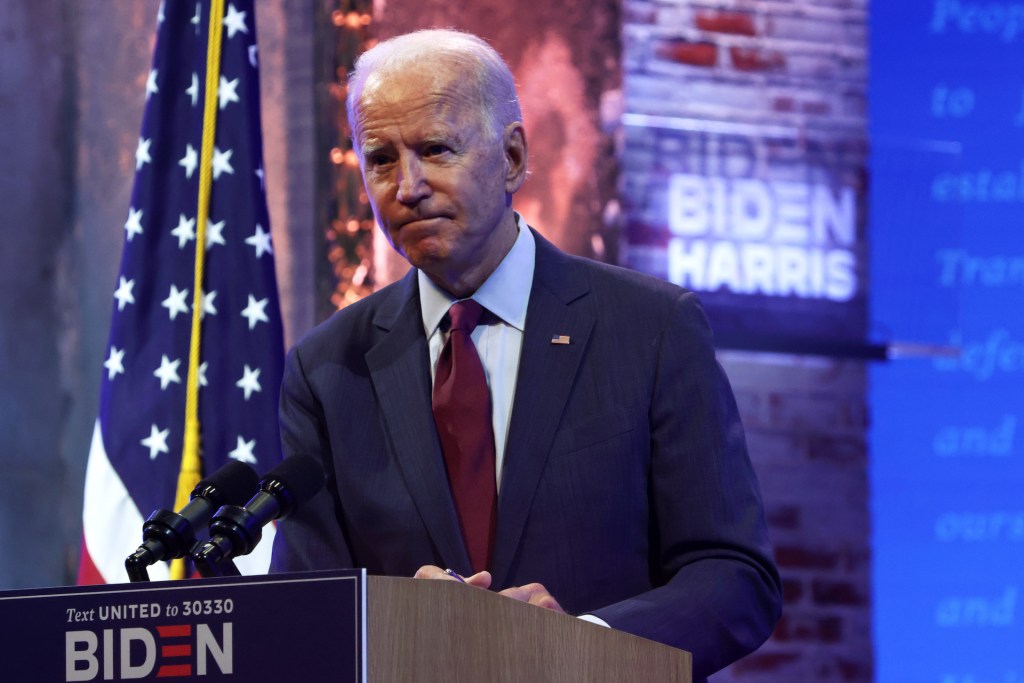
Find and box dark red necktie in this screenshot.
[432,300,497,573]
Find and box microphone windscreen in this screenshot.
[266,455,325,505]
[197,460,260,506]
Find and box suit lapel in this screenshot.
[490,233,594,587]
[365,273,471,572]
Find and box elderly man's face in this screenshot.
[354,60,525,294]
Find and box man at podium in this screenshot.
[271,29,782,680]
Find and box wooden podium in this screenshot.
[369,576,691,682]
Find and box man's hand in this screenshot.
[414,564,492,588]
[413,566,564,613]
[498,583,565,613]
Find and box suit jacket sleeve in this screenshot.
[270,343,355,572]
[589,291,781,680]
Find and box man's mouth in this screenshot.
[398,215,448,230]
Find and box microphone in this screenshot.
[125,460,260,582]
[193,455,325,577]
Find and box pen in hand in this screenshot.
[444,568,467,583]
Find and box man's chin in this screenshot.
[396,241,448,272]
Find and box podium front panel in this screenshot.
[0,570,365,682]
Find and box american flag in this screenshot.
[78,0,284,584]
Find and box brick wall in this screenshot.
[621,0,867,133]
[619,1,872,681]
[718,353,871,682]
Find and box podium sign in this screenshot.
[0,570,365,682]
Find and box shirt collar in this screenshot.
[419,213,536,336]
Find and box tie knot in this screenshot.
[448,299,483,334]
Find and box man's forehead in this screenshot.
[354,64,482,141]
[360,57,474,105]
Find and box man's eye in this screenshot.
[365,153,393,167]
[423,144,450,157]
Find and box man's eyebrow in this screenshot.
[357,124,466,154]
[421,128,465,146]
[359,140,389,156]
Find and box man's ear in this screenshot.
[503,122,528,194]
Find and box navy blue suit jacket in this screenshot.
[271,231,781,679]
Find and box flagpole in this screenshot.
[172,0,227,581]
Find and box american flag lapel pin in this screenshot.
[550,334,571,345]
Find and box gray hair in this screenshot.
[346,29,522,141]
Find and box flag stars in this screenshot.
[171,214,196,249]
[223,4,249,38]
[179,144,198,179]
[228,436,257,464]
[135,137,152,170]
[248,44,259,69]
[162,284,190,320]
[124,208,144,241]
[201,289,218,318]
[145,69,159,99]
[187,72,199,107]
[255,166,265,191]
[198,361,208,388]
[218,76,240,110]
[236,364,262,400]
[141,424,170,460]
[113,277,136,311]
[212,147,234,180]
[103,346,125,381]
[153,355,182,390]
[245,224,273,258]
[191,2,202,34]
[241,294,269,330]
[206,218,227,249]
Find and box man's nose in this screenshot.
[396,154,430,205]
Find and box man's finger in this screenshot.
[463,570,492,589]
[413,564,451,580]
[498,582,565,613]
